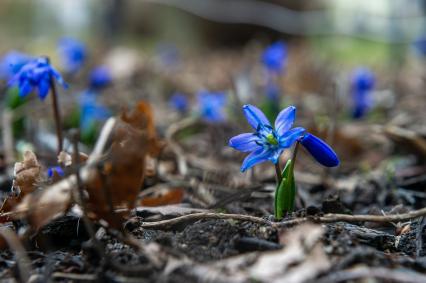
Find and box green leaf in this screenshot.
[274,159,296,220]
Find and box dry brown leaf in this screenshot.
[85,101,161,228]
[0,151,42,215]
[13,177,73,231]
[140,188,184,207]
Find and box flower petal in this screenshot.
[279,127,306,148]
[229,133,261,152]
[19,81,32,98]
[243,104,270,130]
[38,79,50,100]
[240,148,272,172]
[275,106,296,136]
[300,133,339,167]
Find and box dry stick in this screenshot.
[45,57,63,154]
[139,207,426,229]
[0,227,32,283]
[71,130,105,259]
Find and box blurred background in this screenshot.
[0,0,426,170]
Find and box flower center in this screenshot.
[266,133,278,145]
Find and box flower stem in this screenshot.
[46,57,63,154]
[275,162,282,184]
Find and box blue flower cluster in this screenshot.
[351,68,375,119]
[197,91,227,122]
[229,105,339,172]
[58,37,86,73]
[89,66,112,89]
[0,51,32,79]
[79,91,111,133]
[169,92,188,113]
[47,166,64,178]
[8,57,67,100]
[262,41,287,74]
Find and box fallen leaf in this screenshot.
[0,151,42,215]
[85,101,162,228]
[140,188,184,207]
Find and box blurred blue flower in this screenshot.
[198,91,227,122]
[58,37,86,73]
[169,92,188,113]
[0,51,32,79]
[89,66,112,89]
[8,57,67,100]
[47,166,65,178]
[262,41,287,73]
[229,105,305,172]
[79,91,111,133]
[413,35,426,56]
[300,133,339,167]
[351,68,375,119]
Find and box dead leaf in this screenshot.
[0,151,42,215]
[140,188,184,207]
[13,177,73,231]
[85,101,162,228]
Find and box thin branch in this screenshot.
[140,207,426,229]
[0,227,32,283]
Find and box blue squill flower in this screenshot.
[89,66,112,89]
[351,68,375,119]
[8,57,67,100]
[0,51,32,79]
[169,92,188,113]
[58,37,86,73]
[198,91,227,122]
[47,166,65,178]
[300,133,339,167]
[413,35,426,56]
[262,41,287,74]
[229,105,305,172]
[79,91,111,133]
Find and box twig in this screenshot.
[2,109,15,166]
[140,207,426,229]
[0,227,32,283]
[316,266,426,283]
[70,129,105,258]
[141,212,271,229]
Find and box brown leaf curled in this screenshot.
[86,101,161,228]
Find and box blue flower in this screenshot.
[47,166,65,178]
[169,92,188,113]
[351,68,375,119]
[413,35,426,56]
[262,41,287,73]
[300,133,339,167]
[198,91,227,122]
[79,90,111,133]
[0,51,32,79]
[89,66,112,89]
[57,37,86,73]
[229,105,305,172]
[8,57,67,100]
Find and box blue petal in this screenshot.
[279,127,306,148]
[275,106,296,136]
[243,104,270,130]
[229,133,262,152]
[19,81,33,98]
[300,133,339,167]
[38,79,50,100]
[51,68,68,88]
[240,148,272,172]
